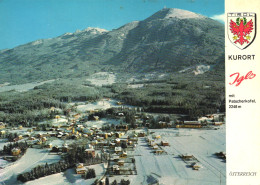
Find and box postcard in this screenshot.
[0,0,259,185]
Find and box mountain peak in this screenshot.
[147,8,205,21]
[82,27,108,33]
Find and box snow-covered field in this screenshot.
[0,148,61,184]
[109,126,226,185]
[0,80,54,92]
[127,84,144,89]
[84,118,121,129]
[136,127,225,185]
[76,99,134,112]
[86,72,116,86]
[24,164,105,185]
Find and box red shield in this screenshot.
[227,12,256,50]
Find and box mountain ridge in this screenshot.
[0,8,224,84]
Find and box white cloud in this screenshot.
[210,13,225,23]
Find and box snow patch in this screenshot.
[179,65,210,75]
[128,84,144,89]
[86,72,116,86]
[193,65,210,75]
[63,32,73,36]
[83,27,108,33]
[0,79,55,92]
[31,40,43,45]
[165,8,204,19]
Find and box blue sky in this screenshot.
[0,0,224,50]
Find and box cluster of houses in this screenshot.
[175,113,225,129]
[146,135,169,155]
[73,133,138,176]
[180,154,201,170]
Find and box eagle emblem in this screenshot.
[227,13,256,49]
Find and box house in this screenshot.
[26,128,33,132]
[181,154,194,160]
[115,138,120,144]
[161,141,169,146]
[18,135,23,140]
[112,155,120,161]
[138,132,145,137]
[11,148,21,156]
[46,143,52,148]
[183,121,202,128]
[158,121,168,128]
[128,137,138,144]
[115,147,122,154]
[29,136,36,140]
[0,122,6,129]
[118,160,124,166]
[112,165,120,174]
[42,137,47,142]
[206,113,225,122]
[191,163,201,170]
[97,132,108,139]
[153,135,161,139]
[109,142,116,148]
[115,132,124,138]
[126,140,132,146]
[214,122,223,126]
[0,130,5,136]
[51,146,60,152]
[76,163,87,174]
[85,149,95,158]
[36,139,42,145]
[115,125,128,131]
[154,150,164,154]
[93,116,99,121]
[98,141,108,147]
[97,137,104,142]
[120,151,127,158]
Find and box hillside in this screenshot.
[0,8,224,84]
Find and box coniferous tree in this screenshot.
[105,177,109,185]
[111,180,118,185]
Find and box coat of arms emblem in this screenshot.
[227,12,256,49]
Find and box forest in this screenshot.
[0,69,225,126]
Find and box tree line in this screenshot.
[17,161,70,182]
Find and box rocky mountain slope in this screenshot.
[0,8,224,84]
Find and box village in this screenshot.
[0,98,226,185]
